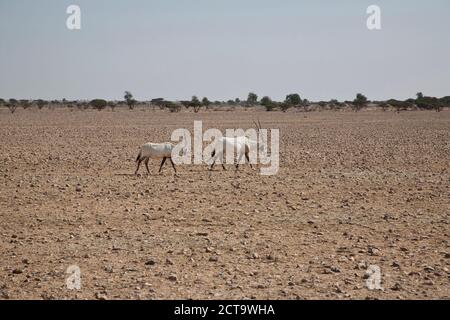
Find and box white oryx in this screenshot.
[135,142,187,174]
[209,120,266,171]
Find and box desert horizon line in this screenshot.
[1,92,449,104]
[2,91,448,114]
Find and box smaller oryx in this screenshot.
[209,120,266,171]
[135,142,187,174]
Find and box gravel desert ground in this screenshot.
[0,108,449,299]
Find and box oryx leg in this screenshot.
[144,158,150,174]
[236,151,244,170]
[169,158,177,173]
[159,157,167,173]
[209,150,216,170]
[210,149,226,171]
[135,159,143,175]
[245,152,253,169]
[244,144,253,169]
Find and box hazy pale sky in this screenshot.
[0,0,449,101]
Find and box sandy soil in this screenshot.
[0,108,449,300]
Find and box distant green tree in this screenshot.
[202,97,211,107]
[124,91,137,109]
[247,92,258,105]
[405,98,416,106]
[150,98,164,110]
[260,96,271,106]
[35,99,47,110]
[191,96,202,113]
[179,100,191,109]
[440,96,450,108]
[329,99,340,110]
[90,99,108,111]
[7,99,18,113]
[166,101,182,113]
[285,93,302,106]
[20,99,31,109]
[353,93,368,111]
[387,99,411,112]
[415,93,442,111]
[261,96,276,111]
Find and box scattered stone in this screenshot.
[95,292,108,300]
[145,259,156,266]
[330,266,341,273]
[368,246,380,256]
[334,285,343,294]
[104,266,114,273]
[168,274,178,282]
[357,262,367,270]
[196,232,208,236]
[0,290,9,299]
[209,256,218,262]
[266,254,277,261]
[391,283,402,291]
